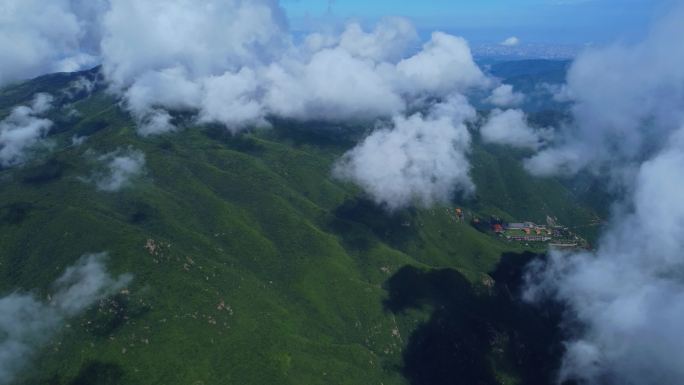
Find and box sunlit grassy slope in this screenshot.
[0,66,595,385]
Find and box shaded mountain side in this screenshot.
[385,252,567,385]
[1,68,594,385]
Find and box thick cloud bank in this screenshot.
[524,5,684,385]
[0,93,54,167]
[0,253,131,385]
[99,1,488,134]
[100,0,288,134]
[0,0,495,209]
[95,0,490,208]
[334,95,476,210]
[0,0,489,135]
[0,0,104,86]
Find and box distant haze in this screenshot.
[282,0,671,45]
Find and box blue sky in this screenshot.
[281,0,675,44]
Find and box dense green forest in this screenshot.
[0,63,596,385]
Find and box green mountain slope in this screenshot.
[0,69,594,385]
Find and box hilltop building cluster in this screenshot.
[494,221,553,242]
[468,213,585,248]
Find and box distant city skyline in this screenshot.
[282,0,675,45]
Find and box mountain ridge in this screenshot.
[1,63,591,385]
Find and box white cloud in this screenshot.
[100,0,288,90]
[136,110,175,137]
[98,0,289,133]
[96,3,489,135]
[334,95,476,210]
[263,48,404,121]
[54,53,99,74]
[0,1,499,210]
[480,108,549,150]
[526,130,684,385]
[0,0,495,138]
[0,0,102,86]
[337,17,419,62]
[500,36,520,47]
[91,147,146,191]
[539,82,574,103]
[71,135,87,146]
[63,75,100,99]
[0,1,494,137]
[122,67,202,117]
[121,66,202,133]
[263,29,487,124]
[486,84,524,107]
[198,68,267,130]
[0,253,131,385]
[396,32,489,96]
[51,253,132,314]
[523,4,684,385]
[0,94,54,167]
[522,144,585,175]
[29,93,55,115]
[525,4,684,179]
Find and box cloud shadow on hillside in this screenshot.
[384,252,570,385]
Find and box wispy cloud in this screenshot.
[480,108,550,150]
[86,147,146,192]
[0,93,54,167]
[0,253,131,385]
[499,36,520,47]
[485,84,525,107]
